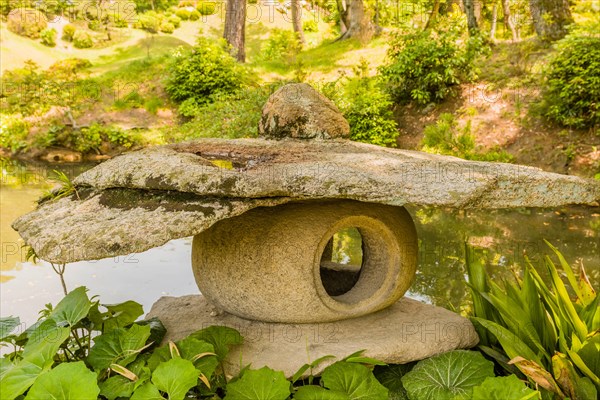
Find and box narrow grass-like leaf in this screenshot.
[545,255,588,341]
[545,240,585,304]
[471,318,542,365]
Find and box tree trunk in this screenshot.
[338,0,373,42]
[425,0,441,30]
[501,0,518,41]
[490,3,497,40]
[462,0,479,35]
[529,0,573,41]
[224,0,246,62]
[291,0,305,44]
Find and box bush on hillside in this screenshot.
[543,34,600,129]
[175,8,191,20]
[135,11,162,33]
[303,20,318,32]
[189,9,200,20]
[380,29,484,105]
[197,2,217,15]
[49,58,92,77]
[62,24,76,41]
[259,29,302,62]
[73,31,93,48]
[160,21,175,33]
[166,39,245,107]
[323,60,399,147]
[168,14,181,28]
[7,8,47,38]
[40,27,57,47]
[0,114,29,152]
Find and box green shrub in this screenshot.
[168,14,181,28]
[62,23,76,41]
[40,27,57,47]
[189,9,200,20]
[303,19,318,32]
[421,113,513,162]
[113,16,129,27]
[7,8,47,38]
[175,8,190,20]
[135,11,162,33]
[543,34,600,129]
[72,31,93,48]
[48,58,92,77]
[259,28,302,61]
[87,19,101,31]
[0,114,29,152]
[380,29,484,105]
[160,21,175,33]
[75,124,103,152]
[322,60,398,147]
[197,1,217,15]
[166,39,245,106]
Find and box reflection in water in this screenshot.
[1,158,598,326]
[320,228,363,296]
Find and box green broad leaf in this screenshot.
[400,350,494,400]
[373,364,415,400]
[22,319,70,369]
[472,375,538,400]
[87,323,151,370]
[294,385,350,399]
[103,300,145,332]
[321,361,389,400]
[148,337,218,378]
[136,317,167,348]
[100,375,137,400]
[26,361,100,400]
[152,358,199,400]
[131,382,164,400]
[190,325,243,361]
[0,357,13,379]
[0,360,43,400]
[49,286,92,326]
[100,356,151,399]
[176,337,218,377]
[225,367,291,400]
[0,316,20,341]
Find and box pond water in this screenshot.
[1,158,599,326]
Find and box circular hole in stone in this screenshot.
[319,227,363,297]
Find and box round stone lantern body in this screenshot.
[191,200,418,323]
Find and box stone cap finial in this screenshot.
[258,83,350,140]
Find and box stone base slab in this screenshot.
[147,295,479,377]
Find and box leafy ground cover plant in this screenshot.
[466,241,600,399]
[0,288,401,399]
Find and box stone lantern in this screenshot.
[13,84,600,376]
